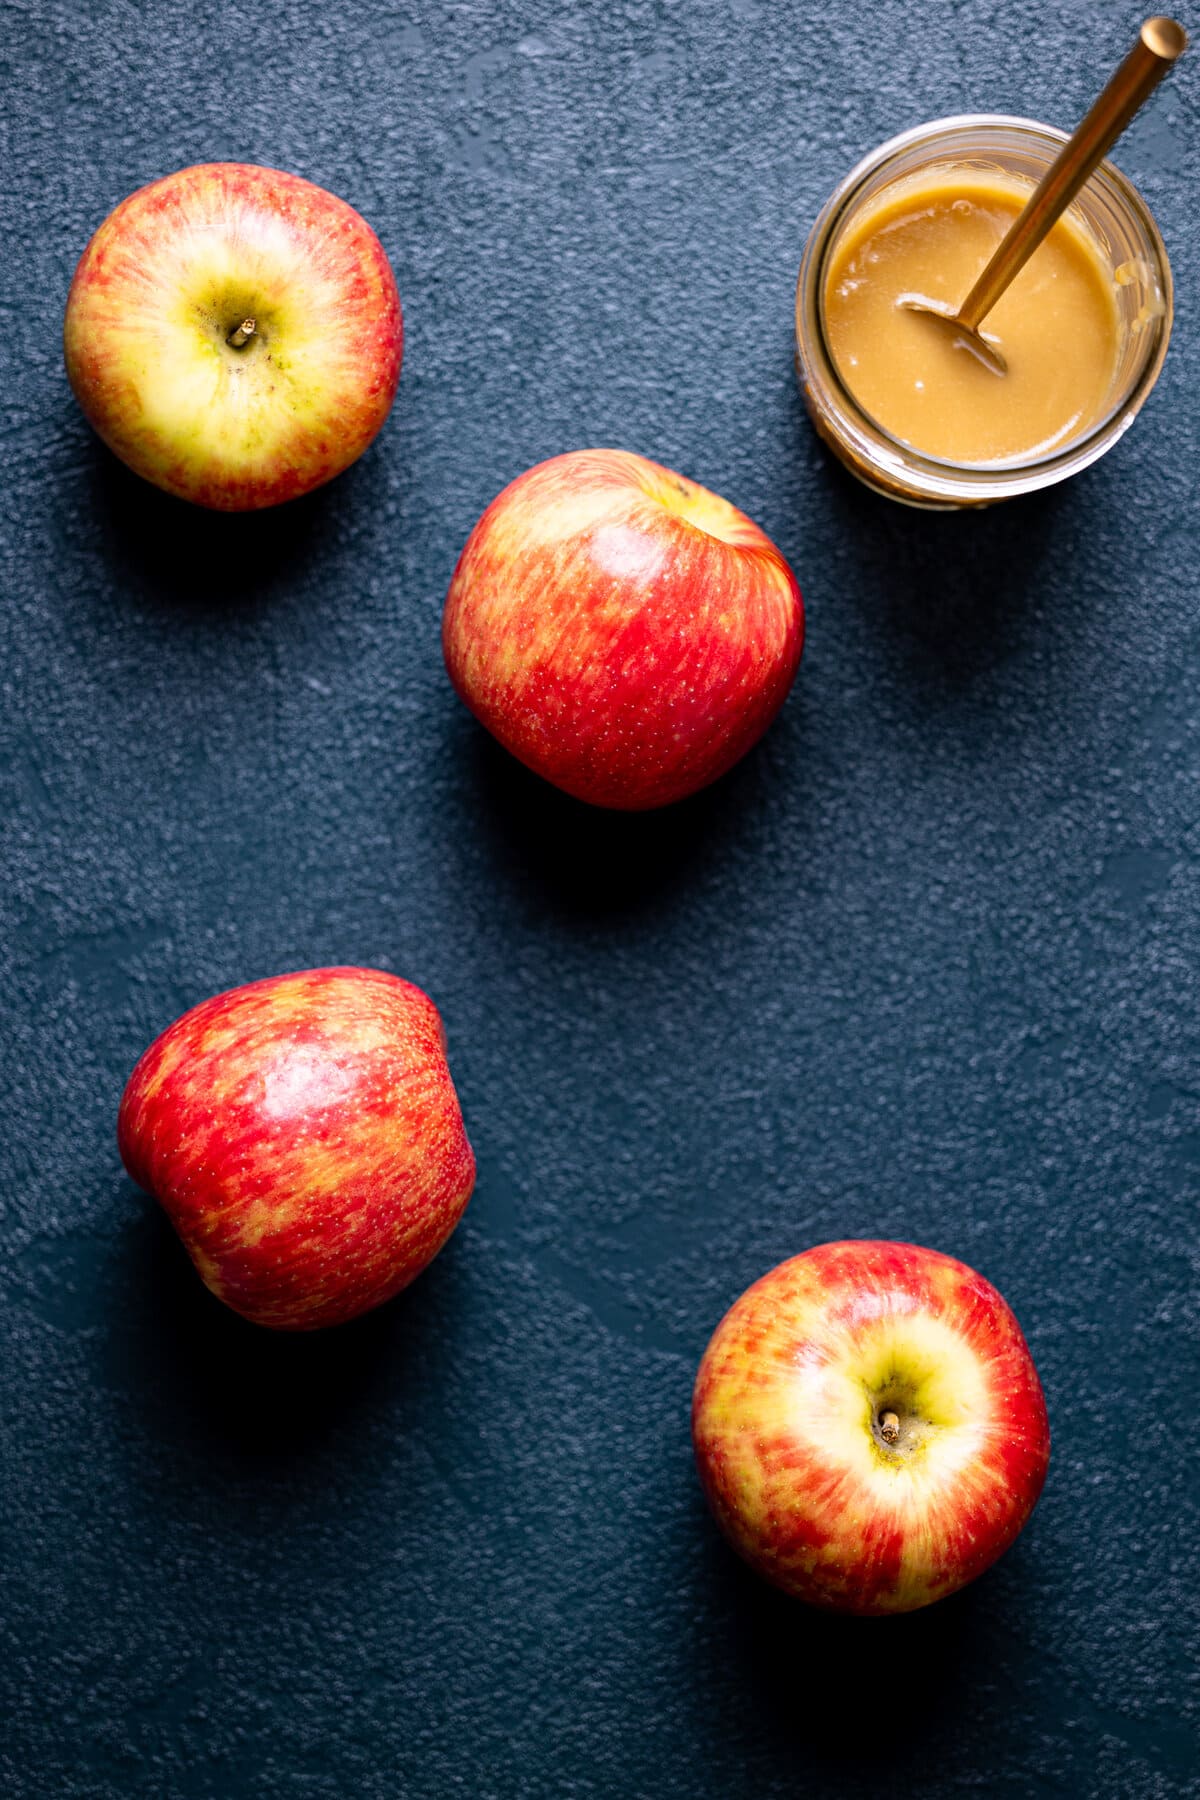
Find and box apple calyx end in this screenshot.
[879,1409,900,1445]
[227,316,257,350]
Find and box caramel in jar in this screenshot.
[822,176,1121,465]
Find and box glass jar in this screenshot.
[794,115,1173,508]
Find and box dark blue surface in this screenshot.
[3,2,1198,1795]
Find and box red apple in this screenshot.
[118,968,474,1330]
[692,1240,1050,1614]
[64,163,402,510]
[442,449,804,810]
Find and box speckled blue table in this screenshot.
[3,2,1198,1795]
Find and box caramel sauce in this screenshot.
[823,176,1122,465]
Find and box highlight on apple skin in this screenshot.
[691,1240,1051,1615]
[64,163,403,510]
[118,968,475,1331]
[442,448,804,810]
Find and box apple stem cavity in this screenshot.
[880,1410,901,1445]
[227,317,257,349]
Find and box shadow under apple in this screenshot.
[101,1190,471,1476]
[452,701,810,927]
[688,1499,1005,1776]
[80,431,388,621]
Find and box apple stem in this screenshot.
[227,317,256,349]
[880,1410,900,1444]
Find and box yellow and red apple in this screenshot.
[692,1240,1050,1614]
[443,449,804,810]
[118,968,474,1331]
[64,163,402,509]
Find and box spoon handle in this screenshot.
[958,16,1186,332]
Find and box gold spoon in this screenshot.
[905,15,1187,376]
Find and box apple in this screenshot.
[692,1240,1050,1614]
[442,449,804,810]
[64,163,402,509]
[118,968,474,1330]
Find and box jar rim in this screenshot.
[796,114,1174,503]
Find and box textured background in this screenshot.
[3,0,1198,1794]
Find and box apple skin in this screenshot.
[692,1240,1050,1615]
[64,164,402,510]
[118,968,474,1331]
[442,449,804,810]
